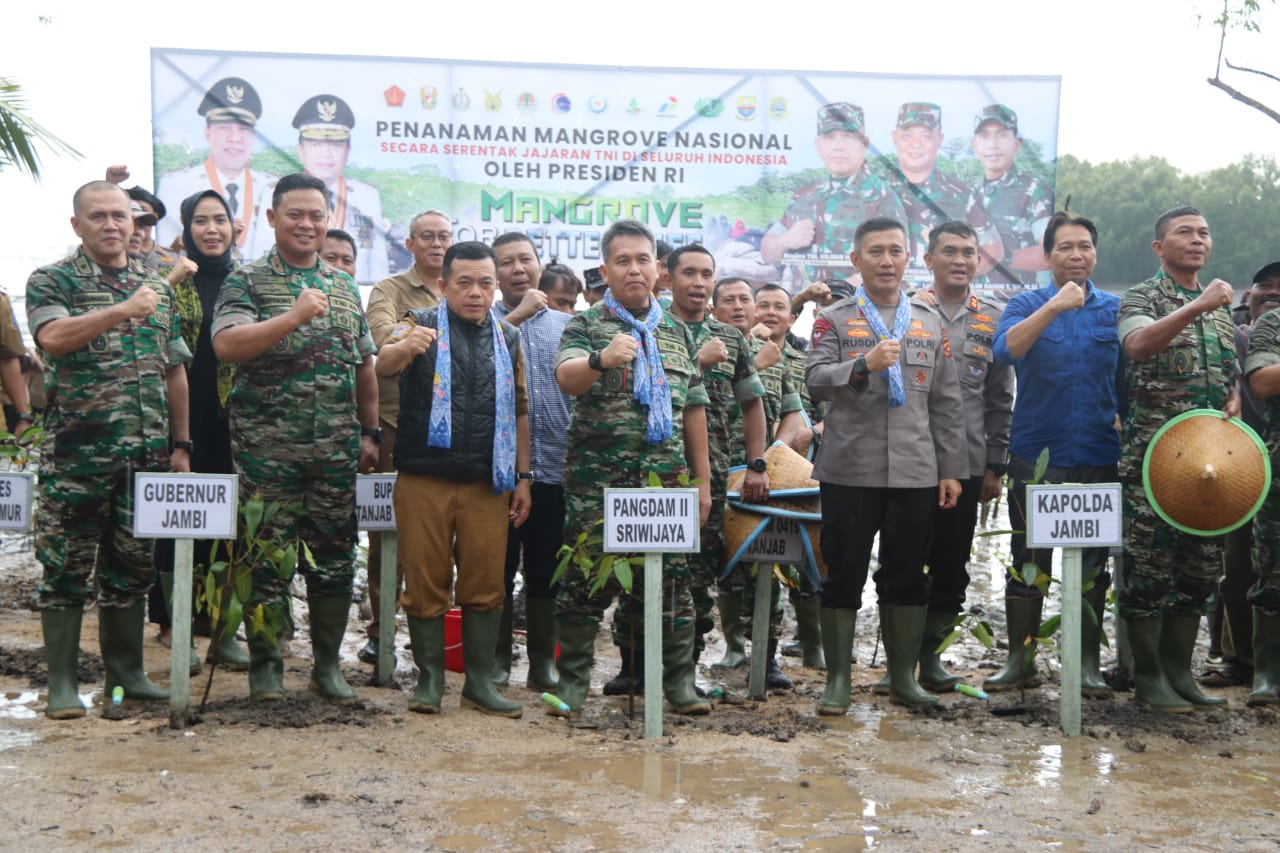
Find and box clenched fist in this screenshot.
[601,332,638,369]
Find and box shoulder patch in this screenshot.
[386,317,417,345]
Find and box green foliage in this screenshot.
[935,612,996,655]
[0,76,81,179]
[0,422,42,467]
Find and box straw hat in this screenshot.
[1143,409,1271,536]
[726,440,819,498]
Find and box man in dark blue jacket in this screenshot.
[376,241,532,717]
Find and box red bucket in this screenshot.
[444,607,464,673]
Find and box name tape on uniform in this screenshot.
[604,488,700,553]
[133,473,239,539]
[745,516,804,564]
[0,473,35,532]
[356,474,397,531]
[1026,483,1122,548]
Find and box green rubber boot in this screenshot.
[459,608,523,718]
[1161,612,1227,708]
[525,598,560,691]
[207,624,252,672]
[158,571,201,677]
[882,605,938,708]
[983,597,1043,693]
[1247,609,1280,707]
[663,622,710,715]
[406,614,445,713]
[794,594,826,670]
[307,595,357,703]
[713,592,748,669]
[491,595,514,687]
[1125,615,1192,713]
[817,608,858,715]
[246,617,284,701]
[551,619,598,717]
[99,602,169,701]
[42,607,86,719]
[917,611,964,692]
[1080,582,1114,698]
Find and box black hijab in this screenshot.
[180,190,235,317]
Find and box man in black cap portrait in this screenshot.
[255,93,386,285]
[157,76,275,256]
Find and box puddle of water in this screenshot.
[0,691,40,721]
[0,728,39,752]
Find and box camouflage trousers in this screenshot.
[1249,484,1280,615]
[1119,478,1220,618]
[235,445,358,610]
[558,487,694,630]
[36,467,154,610]
[719,560,785,642]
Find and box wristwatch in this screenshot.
[587,350,605,372]
[748,457,767,474]
[15,411,34,423]
[851,354,870,378]
[517,472,534,482]
[172,440,194,453]
[361,427,384,445]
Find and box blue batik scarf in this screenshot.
[603,290,673,444]
[855,286,912,408]
[427,308,517,492]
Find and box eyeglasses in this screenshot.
[417,232,452,244]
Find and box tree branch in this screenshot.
[1224,58,1280,85]
[1207,75,1280,124]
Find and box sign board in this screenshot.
[603,488,700,553]
[356,474,397,531]
[133,473,239,539]
[0,473,35,532]
[743,516,804,564]
[1026,483,1122,548]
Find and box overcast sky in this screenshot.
[2,0,1277,293]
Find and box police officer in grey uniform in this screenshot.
[805,216,968,714]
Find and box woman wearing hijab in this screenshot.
[153,190,250,670]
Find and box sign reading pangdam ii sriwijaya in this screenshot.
[152,49,1059,291]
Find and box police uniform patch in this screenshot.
[914,369,928,385]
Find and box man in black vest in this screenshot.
[376,241,532,717]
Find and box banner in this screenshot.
[152,49,1059,291]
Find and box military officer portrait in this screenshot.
[157,76,275,255]
[885,102,1004,285]
[970,105,1053,287]
[249,94,388,285]
[760,102,906,286]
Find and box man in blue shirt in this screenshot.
[990,211,1120,696]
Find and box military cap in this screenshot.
[817,102,865,136]
[974,104,1018,135]
[1253,261,1280,284]
[126,186,166,222]
[198,76,262,126]
[583,267,606,290]
[896,102,941,131]
[129,201,157,227]
[293,94,356,141]
[826,279,857,302]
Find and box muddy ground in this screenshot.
[1,521,1278,852]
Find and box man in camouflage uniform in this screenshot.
[761,103,906,285]
[27,180,193,718]
[970,105,1053,288]
[712,278,806,686]
[1242,260,1280,706]
[885,103,1004,288]
[553,219,713,718]
[1119,205,1238,713]
[212,173,380,703]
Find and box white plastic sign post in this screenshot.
[357,475,398,684]
[133,473,239,729]
[747,518,803,700]
[1026,483,1122,737]
[0,473,34,532]
[604,488,700,739]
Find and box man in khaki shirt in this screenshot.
[359,209,452,663]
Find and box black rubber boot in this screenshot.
[100,602,169,701]
[459,608,523,718]
[603,641,642,696]
[406,614,445,713]
[307,595,357,703]
[765,638,793,689]
[983,597,1043,693]
[42,607,86,719]
[1161,612,1227,708]
[816,608,857,715]
[882,605,939,709]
